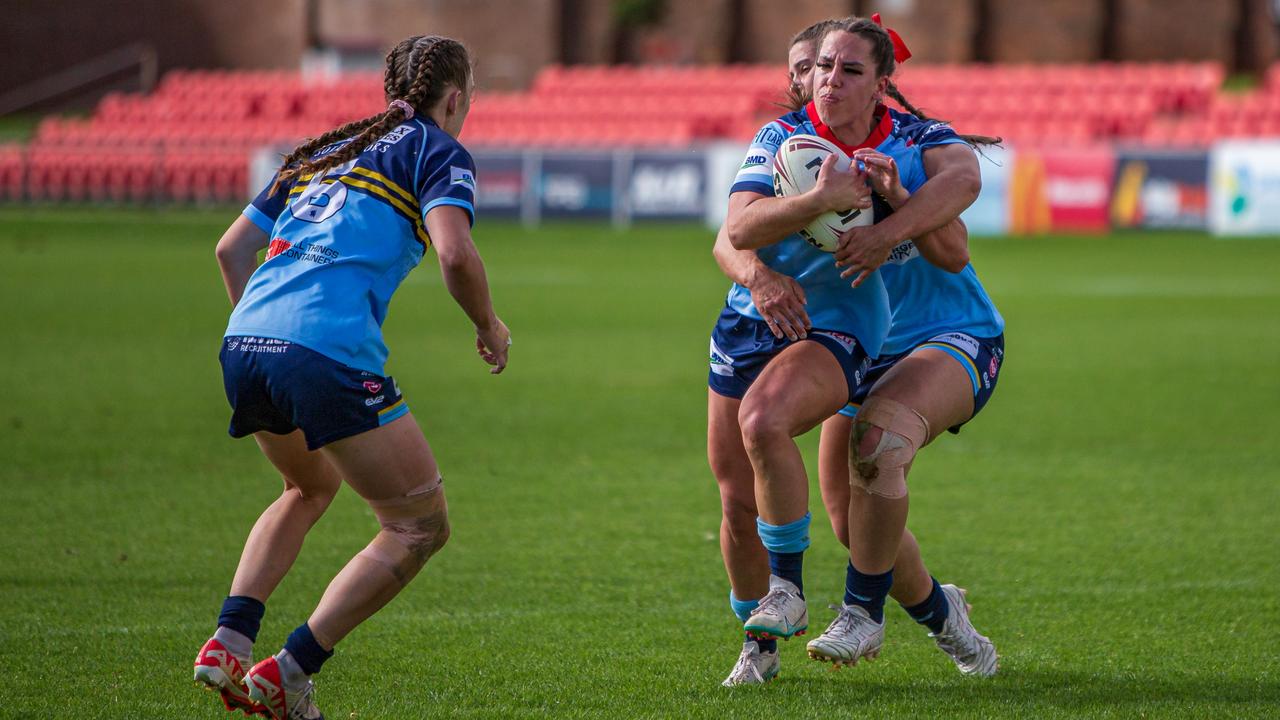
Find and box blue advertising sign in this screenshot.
[539,154,614,219]
[1112,149,1208,230]
[628,152,706,220]
[471,152,526,219]
[961,146,1011,236]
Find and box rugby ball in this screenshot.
[772,134,873,252]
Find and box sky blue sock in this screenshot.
[902,577,949,634]
[756,513,811,596]
[845,561,893,623]
[729,590,757,623]
[217,595,265,643]
[729,591,776,653]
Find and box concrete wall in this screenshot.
[0,0,305,95]
[314,0,559,90]
[1111,0,1239,65]
[981,0,1106,62]
[875,0,979,64]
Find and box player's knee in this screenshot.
[707,444,749,488]
[828,514,850,549]
[737,402,786,454]
[358,477,449,586]
[849,398,929,498]
[282,464,341,506]
[719,489,759,537]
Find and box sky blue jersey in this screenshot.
[728,103,958,358]
[226,117,477,375]
[867,118,1005,354]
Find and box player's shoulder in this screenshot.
[887,108,962,146]
[413,119,472,167]
[751,108,810,150]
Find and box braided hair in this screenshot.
[805,17,1001,148]
[270,36,471,193]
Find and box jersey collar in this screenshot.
[805,101,893,154]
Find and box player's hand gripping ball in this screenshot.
[772,134,873,251]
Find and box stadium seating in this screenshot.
[8,60,1278,202]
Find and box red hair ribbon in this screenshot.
[872,13,912,64]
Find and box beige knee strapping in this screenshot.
[357,476,449,586]
[850,399,929,498]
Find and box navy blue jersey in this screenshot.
[228,117,477,374]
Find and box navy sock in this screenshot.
[902,577,949,634]
[756,513,811,597]
[748,632,778,653]
[217,595,266,642]
[283,623,333,676]
[844,562,893,623]
[767,552,805,597]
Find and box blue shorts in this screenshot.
[220,336,411,450]
[707,305,872,403]
[839,332,1005,434]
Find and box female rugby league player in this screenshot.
[710,15,1003,685]
[194,35,508,720]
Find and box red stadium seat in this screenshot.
[10,61,1254,201]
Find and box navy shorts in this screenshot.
[707,305,872,403]
[839,331,1005,433]
[220,336,411,450]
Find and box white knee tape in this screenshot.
[850,399,929,498]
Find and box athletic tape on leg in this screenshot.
[851,398,929,498]
[357,475,449,586]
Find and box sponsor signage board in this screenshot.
[1209,141,1280,235]
[1112,149,1208,230]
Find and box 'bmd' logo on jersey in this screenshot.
[450,166,476,192]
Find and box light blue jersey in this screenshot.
[878,243,1005,354]
[868,116,1004,354]
[727,103,960,358]
[227,118,477,374]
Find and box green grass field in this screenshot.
[1,208,1277,718]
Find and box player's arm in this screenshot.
[866,149,971,272]
[424,205,509,374]
[836,144,980,285]
[861,143,980,255]
[215,215,271,306]
[911,216,970,273]
[712,224,810,339]
[725,155,870,251]
[904,143,978,271]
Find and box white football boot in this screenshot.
[805,603,884,667]
[721,639,781,687]
[743,576,808,640]
[930,584,998,676]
